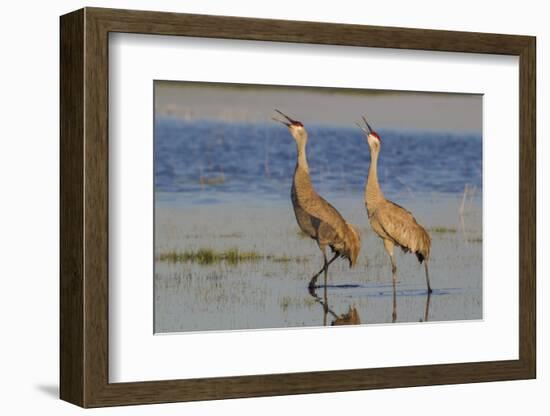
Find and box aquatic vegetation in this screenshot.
[302,297,317,307]
[183,232,243,239]
[158,248,307,265]
[159,248,260,265]
[218,232,243,238]
[279,296,292,311]
[430,226,457,233]
[199,174,226,186]
[268,255,308,263]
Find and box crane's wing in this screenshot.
[374,200,430,261]
[308,193,349,235]
[291,165,351,249]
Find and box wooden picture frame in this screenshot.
[60,7,536,408]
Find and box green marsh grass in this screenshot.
[268,255,308,263]
[159,248,307,265]
[430,226,457,233]
[279,296,292,311]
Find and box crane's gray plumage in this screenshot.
[357,116,432,294]
[274,110,361,291]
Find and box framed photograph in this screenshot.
[60,7,536,407]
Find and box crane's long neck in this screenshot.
[295,140,309,174]
[292,139,314,200]
[365,146,384,211]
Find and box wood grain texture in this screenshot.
[83,11,110,406]
[518,38,536,376]
[59,8,84,406]
[59,7,537,408]
[88,7,532,54]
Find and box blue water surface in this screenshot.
[155,117,482,204]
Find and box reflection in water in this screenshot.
[392,276,397,323]
[308,275,432,326]
[391,282,432,324]
[332,305,361,326]
[308,270,362,326]
[309,272,432,326]
[424,292,432,322]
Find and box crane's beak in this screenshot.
[272,109,296,127]
[355,115,374,135]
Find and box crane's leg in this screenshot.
[308,248,327,292]
[308,249,338,292]
[424,261,433,294]
[383,239,397,323]
[324,252,339,276]
[383,239,397,282]
[323,270,328,326]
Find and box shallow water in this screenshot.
[154,119,482,333]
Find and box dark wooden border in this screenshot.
[60,7,536,408]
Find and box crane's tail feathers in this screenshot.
[344,223,361,268]
[408,227,431,264]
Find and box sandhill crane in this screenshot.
[273,110,361,292]
[357,116,432,297]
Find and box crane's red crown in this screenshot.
[291,120,304,127]
[357,116,380,142]
[370,131,381,141]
